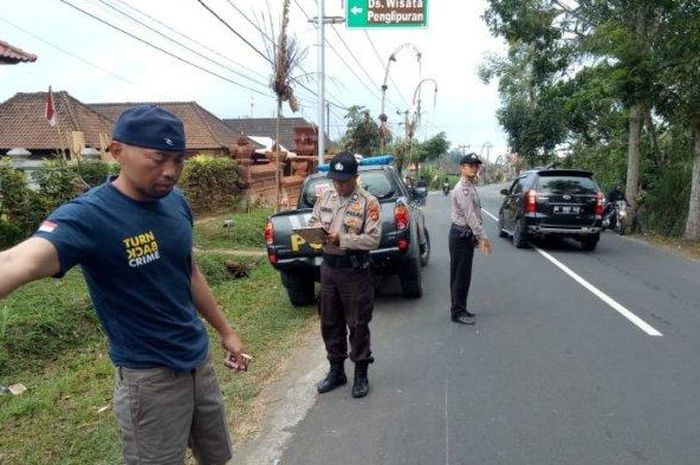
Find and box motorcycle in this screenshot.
[442,183,450,196]
[603,200,628,235]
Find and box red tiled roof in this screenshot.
[89,101,261,151]
[0,39,37,64]
[223,117,331,151]
[0,91,113,151]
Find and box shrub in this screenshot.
[0,158,45,248]
[418,165,448,189]
[179,155,245,213]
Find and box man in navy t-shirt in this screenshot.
[0,105,247,465]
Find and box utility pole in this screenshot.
[318,0,325,165]
[326,102,330,143]
[458,144,470,156]
[311,6,343,165]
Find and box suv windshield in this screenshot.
[537,176,598,195]
[302,170,396,207]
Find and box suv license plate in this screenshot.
[553,205,581,214]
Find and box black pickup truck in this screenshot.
[264,164,431,306]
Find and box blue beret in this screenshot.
[113,104,186,152]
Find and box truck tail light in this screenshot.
[264,221,274,245]
[526,189,537,215]
[397,238,409,252]
[395,202,410,231]
[264,221,277,264]
[595,192,603,218]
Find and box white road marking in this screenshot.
[481,209,498,222]
[481,208,663,337]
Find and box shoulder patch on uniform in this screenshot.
[368,201,380,222]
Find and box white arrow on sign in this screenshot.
[351,6,364,15]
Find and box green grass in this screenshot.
[193,208,273,251]
[0,271,98,376]
[0,213,316,464]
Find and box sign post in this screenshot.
[346,0,428,29]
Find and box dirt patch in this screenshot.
[193,247,266,257]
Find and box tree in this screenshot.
[415,132,450,162]
[654,0,700,239]
[341,106,381,156]
[483,0,666,204]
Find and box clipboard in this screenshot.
[292,226,328,244]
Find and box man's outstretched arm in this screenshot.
[0,238,61,299]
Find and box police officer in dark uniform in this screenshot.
[308,152,382,398]
[449,153,492,325]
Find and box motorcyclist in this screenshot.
[607,183,628,204]
[442,177,450,195]
[604,183,628,222]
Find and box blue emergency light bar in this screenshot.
[317,154,395,172]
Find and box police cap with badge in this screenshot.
[460,152,483,165]
[113,104,186,152]
[327,152,359,181]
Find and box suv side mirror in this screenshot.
[500,188,510,196]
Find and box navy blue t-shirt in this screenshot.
[33,182,208,371]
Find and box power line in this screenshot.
[221,0,350,110]
[328,26,392,104]
[0,16,168,98]
[205,0,349,111]
[57,0,275,99]
[292,0,382,105]
[109,0,269,81]
[195,0,272,64]
[96,0,272,93]
[363,29,410,108]
[224,0,275,47]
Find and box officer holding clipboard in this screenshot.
[307,152,382,398]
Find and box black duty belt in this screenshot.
[323,252,370,269]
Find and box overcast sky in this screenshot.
[0,0,508,161]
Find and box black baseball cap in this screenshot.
[327,152,359,181]
[460,152,483,165]
[113,104,186,152]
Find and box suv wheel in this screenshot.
[580,234,600,251]
[498,212,508,238]
[512,218,529,248]
[419,229,431,267]
[281,272,315,307]
[399,257,423,298]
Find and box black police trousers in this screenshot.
[319,262,374,364]
[449,224,476,318]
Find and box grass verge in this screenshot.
[193,208,272,251]
[631,233,700,261]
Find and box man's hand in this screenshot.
[222,332,249,372]
[325,232,340,246]
[479,238,493,256]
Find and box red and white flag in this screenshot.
[38,220,58,233]
[45,86,57,127]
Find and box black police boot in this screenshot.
[317,361,347,394]
[352,361,370,398]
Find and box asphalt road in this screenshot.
[278,184,700,465]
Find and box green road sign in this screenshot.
[346,0,428,29]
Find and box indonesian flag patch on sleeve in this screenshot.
[38,220,58,233]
